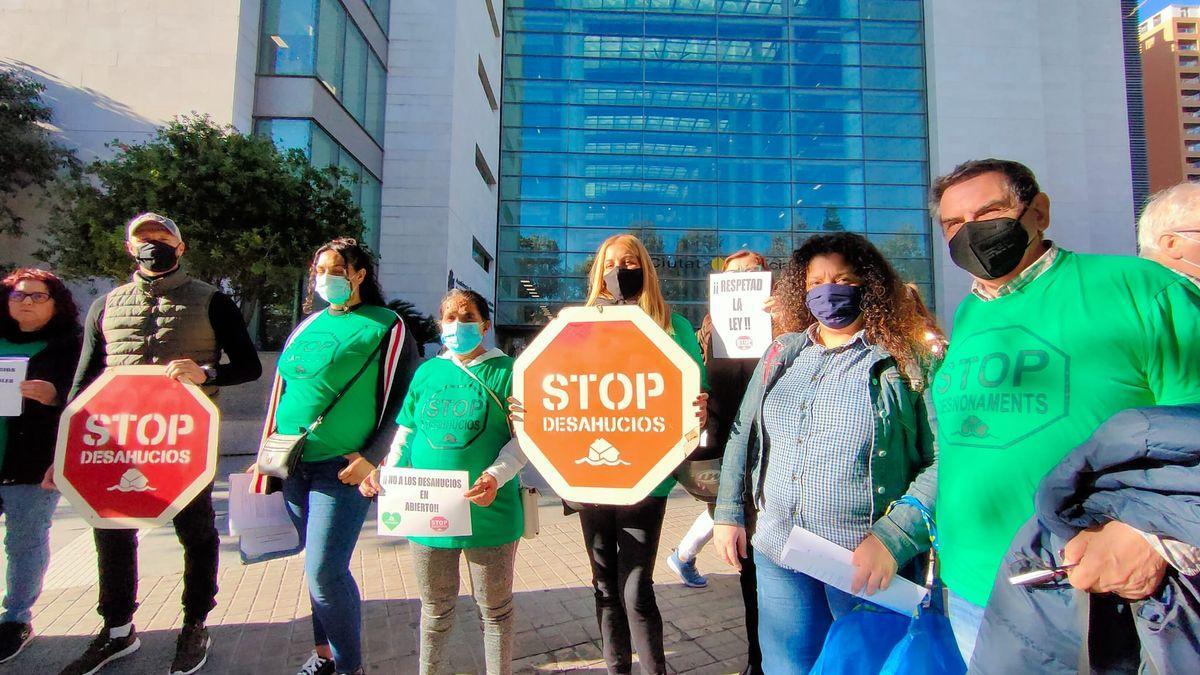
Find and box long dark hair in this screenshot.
[776,233,938,389]
[303,237,386,313]
[0,268,82,340]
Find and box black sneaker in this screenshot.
[0,621,32,663]
[297,651,335,675]
[59,626,141,675]
[169,622,211,675]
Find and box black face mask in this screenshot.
[603,267,644,303]
[134,240,180,274]
[947,206,1032,280]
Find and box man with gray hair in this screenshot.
[1138,182,1200,285]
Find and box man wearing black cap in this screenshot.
[59,212,261,675]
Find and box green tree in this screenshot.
[387,299,440,356]
[0,69,79,234]
[40,115,361,323]
[822,207,844,231]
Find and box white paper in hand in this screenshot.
[780,526,928,615]
[0,358,29,417]
[376,467,472,538]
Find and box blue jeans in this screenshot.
[754,549,861,675]
[282,458,371,672]
[947,589,985,665]
[0,484,60,624]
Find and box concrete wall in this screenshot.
[0,0,260,266]
[377,0,503,324]
[925,0,1137,328]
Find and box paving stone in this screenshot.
[9,496,750,673]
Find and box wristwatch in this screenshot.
[200,365,218,383]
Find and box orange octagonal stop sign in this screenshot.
[514,305,702,505]
[54,365,220,528]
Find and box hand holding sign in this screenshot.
[464,472,498,507]
[19,379,56,405]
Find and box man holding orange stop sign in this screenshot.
[513,234,707,675]
[56,213,261,675]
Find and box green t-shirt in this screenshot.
[933,250,1200,606]
[0,338,47,468]
[275,305,396,462]
[394,350,523,549]
[650,312,708,498]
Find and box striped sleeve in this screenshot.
[361,313,421,466]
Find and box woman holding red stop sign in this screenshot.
[512,234,709,675]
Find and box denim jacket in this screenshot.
[713,331,939,566]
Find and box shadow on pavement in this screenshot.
[9,573,747,674]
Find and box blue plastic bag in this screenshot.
[879,584,965,675]
[813,496,966,675]
[810,602,910,675]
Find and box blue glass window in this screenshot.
[259,0,386,143]
[499,1,933,328]
[253,117,381,251]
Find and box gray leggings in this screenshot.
[410,540,519,675]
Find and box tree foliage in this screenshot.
[0,69,79,234]
[387,299,440,356]
[40,115,362,320]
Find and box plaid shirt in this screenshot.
[970,241,1059,301]
[752,325,877,565]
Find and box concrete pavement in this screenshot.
[2,460,752,674]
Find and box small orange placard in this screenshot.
[514,305,701,505]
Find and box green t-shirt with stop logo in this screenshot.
[394,349,523,549]
[933,250,1200,606]
[275,305,395,463]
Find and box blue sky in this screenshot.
[1140,1,1185,20]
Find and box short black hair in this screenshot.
[930,158,1041,213]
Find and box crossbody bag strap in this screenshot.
[449,355,508,414]
[448,355,517,442]
[309,320,396,432]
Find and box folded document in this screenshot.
[780,525,928,615]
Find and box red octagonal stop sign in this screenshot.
[54,365,220,528]
[514,305,701,505]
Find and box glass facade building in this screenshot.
[254,118,383,250]
[255,0,386,251]
[258,0,387,141]
[497,0,933,332]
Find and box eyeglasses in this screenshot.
[8,291,52,304]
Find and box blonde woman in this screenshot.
[574,234,708,674]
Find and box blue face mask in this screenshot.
[441,321,484,355]
[316,274,353,306]
[805,283,863,329]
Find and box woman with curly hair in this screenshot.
[0,268,82,662]
[711,232,941,675]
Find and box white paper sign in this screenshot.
[0,358,29,417]
[376,467,472,538]
[709,271,772,359]
[226,473,300,561]
[781,525,929,616]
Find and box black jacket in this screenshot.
[0,329,83,484]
